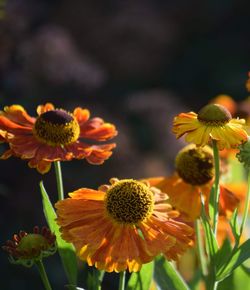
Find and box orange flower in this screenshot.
[147,175,238,222]
[146,144,239,221]
[55,178,193,272]
[0,103,117,173]
[173,104,248,150]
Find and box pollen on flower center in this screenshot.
[105,179,154,224]
[197,104,232,126]
[175,144,214,185]
[33,110,80,146]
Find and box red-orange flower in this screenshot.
[55,178,193,272]
[0,103,117,173]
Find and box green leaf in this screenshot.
[218,262,250,290]
[126,262,154,290]
[216,239,250,281]
[214,238,232,269]
[40,181,78,285]
[85,266,105,290]
[229,208,240,244]
[200,201,218,261]
[154,256,190,290]
[241,261,250,276]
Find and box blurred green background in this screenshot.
[0,0,249,289]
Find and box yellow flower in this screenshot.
[172,104,248,150]
[55,178,193,272]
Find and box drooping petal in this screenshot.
[80,117,117,140]
[68,188,105,200]
[2,105,35,126]
[219,185,240,217]
[86,144,116,165]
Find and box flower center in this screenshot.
[197,104,232,126]
[33,110,80,146]
[17,234,49,258]
[175,144,214,185]
[105,179,154,224]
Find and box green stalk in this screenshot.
[195,219,208,277]
[240,169,250,235]
[98,270,105,290]
[35,259,52,290]
[118,271,126,290]
[54,161,64,200]
[212,140,220,236]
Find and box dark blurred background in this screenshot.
[0,0,249,289]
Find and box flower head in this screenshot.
[0,103,117,173]
[2,226,56,267]
[172,103,248,150]
[55,178,193,272]
[146,144,239,221]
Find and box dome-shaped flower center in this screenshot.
[175,144,214,185]
[197,104,232,126]
[17,234,49,258]
[33,110,80,146]
[105,179,154,224]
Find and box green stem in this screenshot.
[207,279,219,290]
[35,260,52,290]
[212,140,220,237]
[195,219,208,277]
[118,271,126,290]
[98,270,105,290]
[240,169,250,235]
[54,161,64,200]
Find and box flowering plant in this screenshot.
[1,92,250,290]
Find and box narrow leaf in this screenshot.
[214,238,232,269]
[40,181,78,285]
[229,208,240,244]
[216,239,250,281]
[126,262,153,290]
[154,256,190,290]
[200,201,218,261]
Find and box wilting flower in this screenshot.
[55,178,193,272]
[172,103,248,150]
[0,103,117,173]
[146,144,239,221]
[2,226,56,267]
